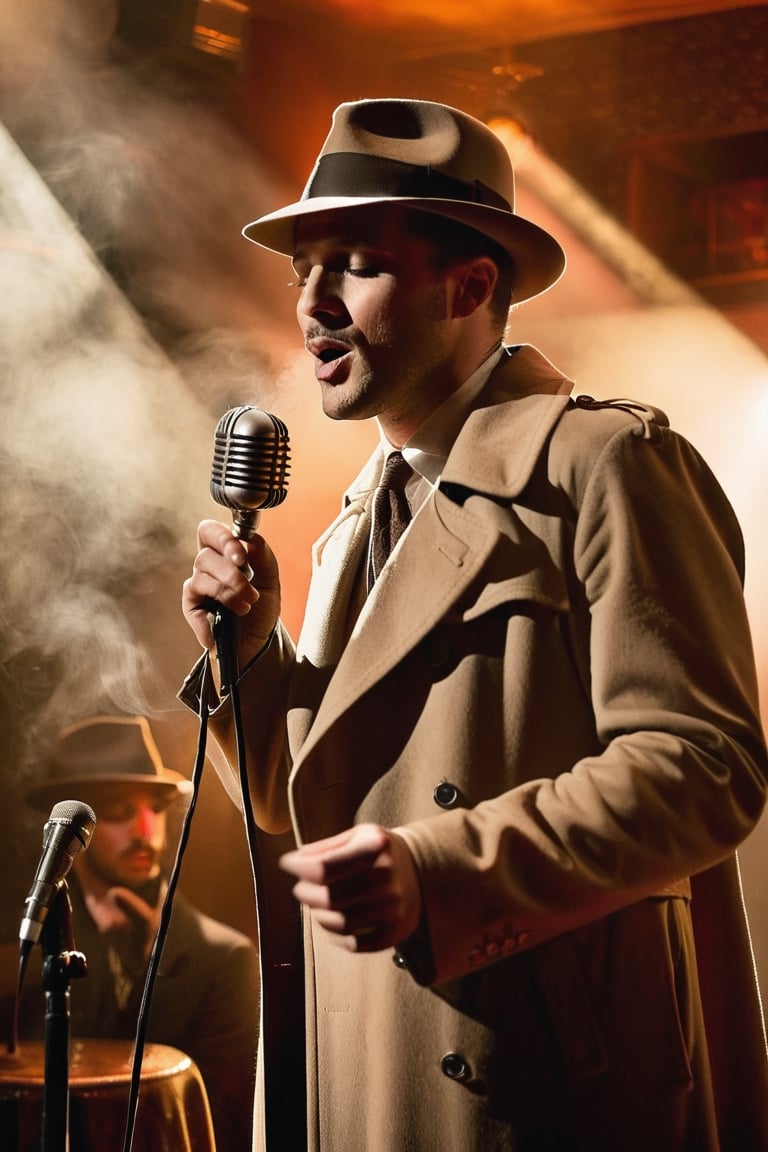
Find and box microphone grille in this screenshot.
[211,405,291,511]
[49,799,97,825]
[47,799,97,847]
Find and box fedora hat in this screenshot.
[25,715,193,812]
[243,98,565,304]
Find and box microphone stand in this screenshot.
[39,883,87,1152]
[208,607,307,1151]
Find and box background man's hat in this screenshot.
[243,98,566,304]
[25,715,193,812]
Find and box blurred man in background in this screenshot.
[2,714,259,1152]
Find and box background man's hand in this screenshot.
[83,886,160,961]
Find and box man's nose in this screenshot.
[133,806,159,840]
[298,267,347,321]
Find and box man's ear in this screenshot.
[451,257,498,318]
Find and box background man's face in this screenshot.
[74,786,168,889]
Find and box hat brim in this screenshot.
[243,195,566,304]
[25,773,193,812]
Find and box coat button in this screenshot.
[440,1052,472,1081]
[433,781,461,809]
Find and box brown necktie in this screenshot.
[368,451,413,592]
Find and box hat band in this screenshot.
[305,152,512,213]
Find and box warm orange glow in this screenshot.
[487,117,536,169]
[192,0,249,62]
[289,0,768,40]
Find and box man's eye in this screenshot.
[101,807,132,822]
[286,261,380,287]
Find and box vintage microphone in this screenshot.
[14,800,96,1152]
[19,800,96,955]
[12,799,96,1053]
[208,405,291,693]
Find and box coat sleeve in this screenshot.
[396,414,768,985]
[178,622,296,834]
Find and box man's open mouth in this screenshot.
[318,346,347,364]
[307,336,351,364]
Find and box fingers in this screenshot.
[110,888,161,961]
[280,824,389,885]
[183,546,258,615]
[181,519,280,655]
[81,886,157,935]
[182,521,250,646]
[197,518,251,566]
[192,521,258,607]
[109,887,158,927]
[279,825,422,952]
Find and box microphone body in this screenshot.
[20,800,96,947]
[210,406,290,540]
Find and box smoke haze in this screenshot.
[0,0,305,936]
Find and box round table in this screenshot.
[0,1038,215,1151]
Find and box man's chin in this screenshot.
[319,384,378,424]
[117,862,160,887]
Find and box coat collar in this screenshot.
[443,343,574,496]
[342,344,574,504]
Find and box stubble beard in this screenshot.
[319,364,381,423]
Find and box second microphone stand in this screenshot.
[39,883,88,1152]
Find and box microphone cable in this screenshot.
[6,948,30,1054]
[210,606,292,1146]
[119,666,212,1152]
[202,607,306,1151]
[119,620,290,1152]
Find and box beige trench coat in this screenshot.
[185,345,768,1151]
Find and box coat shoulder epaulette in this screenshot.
[570,394,669,443]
